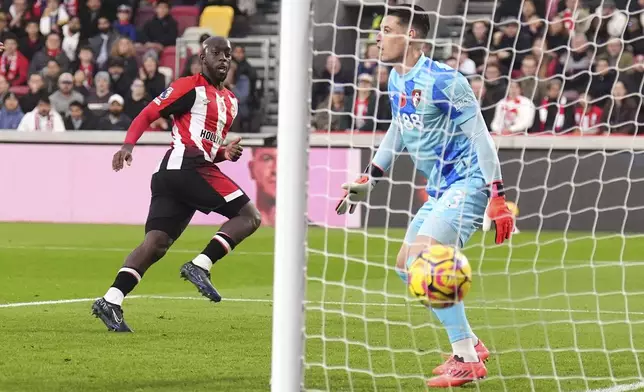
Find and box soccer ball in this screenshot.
[407,245,472,308]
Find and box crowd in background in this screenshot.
[0,0,256,132]
[313,0,644,136]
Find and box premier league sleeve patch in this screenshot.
[160,87,174,100]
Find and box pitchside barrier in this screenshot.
[0,131,643,232]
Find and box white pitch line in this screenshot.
[583,381,644,392]
[2,295,644,317]
[0,244,638,265]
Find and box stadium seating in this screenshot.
[135,6,156,30]
[199,6,234,37]
[170,6,200,36]
[158,66,173,86]
[182,27,213,54]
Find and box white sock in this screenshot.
[192,254,213,272]
[452,337,479,362]
[103,287,124,306]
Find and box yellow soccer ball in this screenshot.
[407,245,472,308]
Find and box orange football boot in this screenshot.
[427,356,487,388]
[432,340,490,375]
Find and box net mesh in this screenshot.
[304,1,644,391]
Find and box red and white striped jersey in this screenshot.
[128,73,238,170]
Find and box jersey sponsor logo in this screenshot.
[412,89,422,108]
[200,128,225,146]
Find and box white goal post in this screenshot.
[272,0,644,391]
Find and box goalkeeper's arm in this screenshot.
[335,122,404,215]
[460,111,514,244]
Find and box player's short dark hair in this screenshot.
[388,4,430,40]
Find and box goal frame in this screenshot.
[270,0,312,391]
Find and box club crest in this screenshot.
[411,89,422,107]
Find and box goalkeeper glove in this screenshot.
[483,181,514,244]
[335,175,375,215]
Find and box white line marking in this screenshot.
[2,295,644,317]
[0,244,640,265]
[584,381,644,392]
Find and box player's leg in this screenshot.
[179,167,261,301]
[92,172,195,332]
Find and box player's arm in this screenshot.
[112,80,196,172]
[435,74,514,243]
[335,121,404,215]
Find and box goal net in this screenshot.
[297,0,644,391]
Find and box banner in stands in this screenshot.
[0,145,361,228]
[363,149,644,233]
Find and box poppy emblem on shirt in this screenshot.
[411,89,422,108]
[399,94,407,107]
[159,87,174,100]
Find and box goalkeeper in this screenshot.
[335,4,514,388]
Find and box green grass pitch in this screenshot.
[1,222,644,392]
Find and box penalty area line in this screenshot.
[2,295,644,317]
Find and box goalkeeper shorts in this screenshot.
[404,184,487,248]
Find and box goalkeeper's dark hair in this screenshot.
[388,4,430,40]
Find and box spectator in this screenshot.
[559,0,592,34]
[73,69,89,96]
[312,54,351,109]
[61,15,80,61]
[39,0,70,36]
[0,92,24,129]
[313,86,350,131]
[560,33,592,94]
[532,38,559,78]
[0,13,11,43]
[41,58,61,94]
[0,74,9,104]
[625,16,644,56]
[79,0,102,42]
[600,80,639,134]
[141,0,178,53]
[463,21,489,68]
[373,65,391,130]
[139,53,166,99]
[18,21,44,61]
[17,94,66,132]
[546,16,570,56]
[604,38,634,72]
[522,1,546,37]
[483,63,507,106]
[572,92,603,135]
[231,44,257,102]
[1,34,29,86]
[517,55,546,104]
[30,32,69,74]
[49,72,84,115]
[357,43,379,76]
[20,73,46,112]
[70,45,95,88]
[113,4,136,42]
[8,0,35,37]
[224,60,250,132]
[149,116,170,132]
[182,33,209,74]
[491,81,535,134]
[106,57,132,98]
[97,94,130,130]
[89,16,118,69]
[124,78,149,120]
[445,57,458,70]
[534,79,575,133]
[595,0,628,39]
[64,100,96,130]
[181,56,202,78]
[342,73,377,131]
[589,57,617,106]
[86,70,111,117]
[109,37,139,80]
[493,18,532,74]
[450,45,476,76]
[470,77,495,129]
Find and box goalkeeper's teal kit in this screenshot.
[372,54,502,248]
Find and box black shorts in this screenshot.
[145,167,250,240]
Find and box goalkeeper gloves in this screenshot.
[483,181,515,244]
[335,175,374,215]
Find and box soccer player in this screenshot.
[335,5,514,388]
[91,37,262,332]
